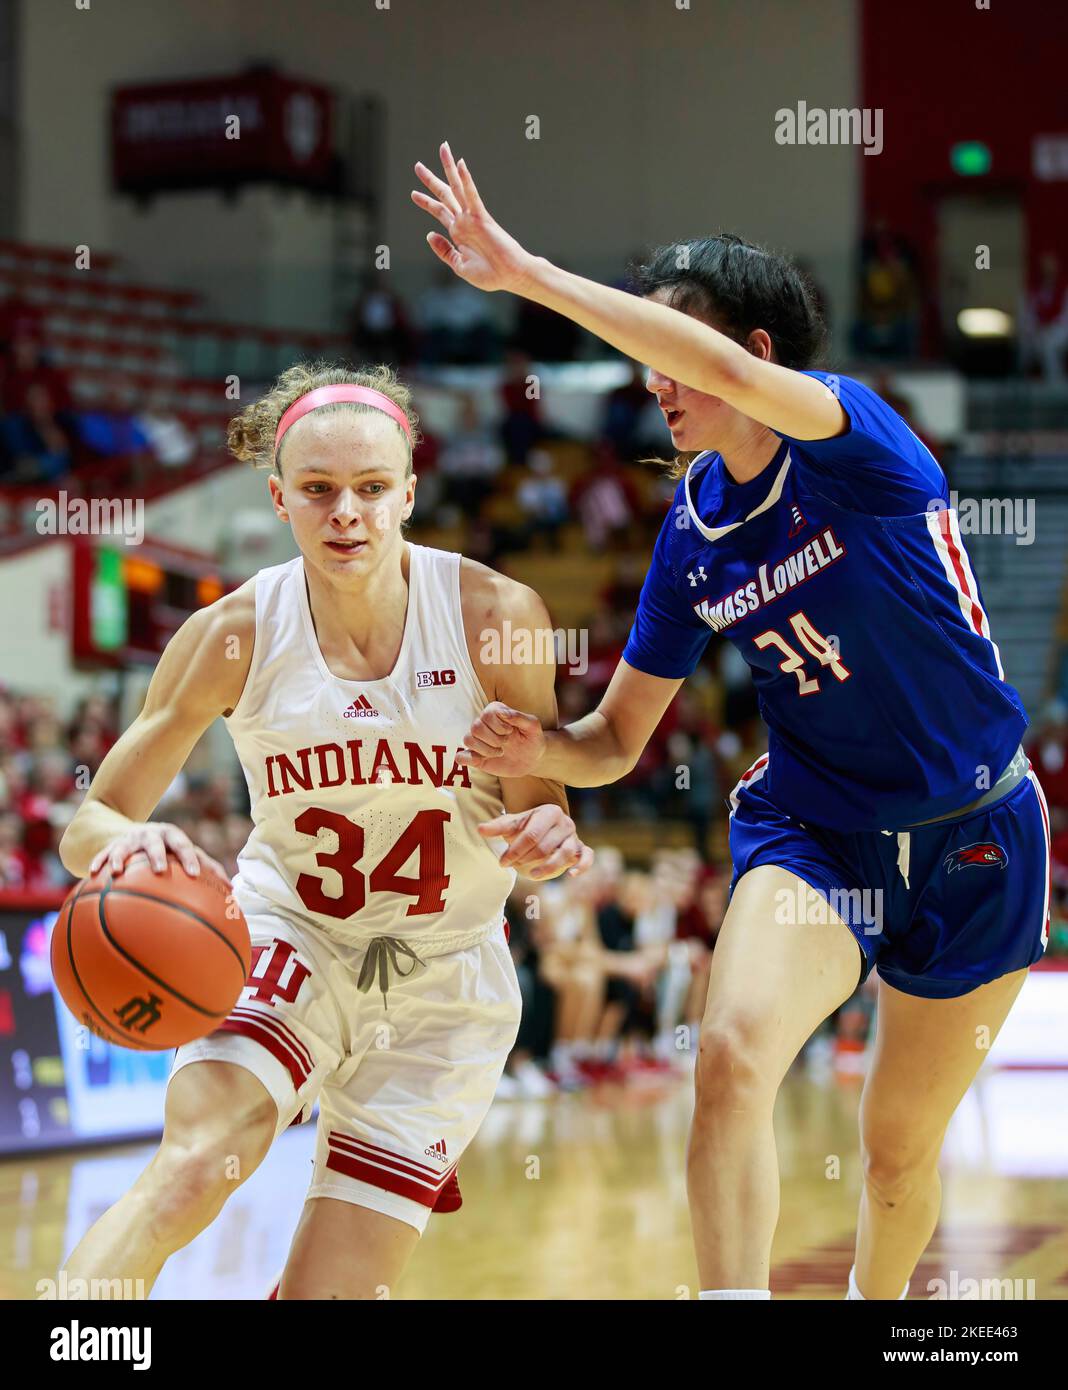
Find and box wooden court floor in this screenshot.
[2,1065,1067,1300]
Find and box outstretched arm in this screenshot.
[412,143,846,442]
[460,657,683,789]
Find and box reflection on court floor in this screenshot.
[2,1068,1066,1300]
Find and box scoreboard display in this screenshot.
[71,536,236,667]
[0,896,172,1153]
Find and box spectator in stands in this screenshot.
[1019,251,1068,381]
[70,375,151,465]
[570,440,640,551]
[437,393,506,513]
[496,891,558,1098]
[577,610,624,695]
[602,361,651,459]
[498,348,546,464]
[135,390,197,469]
[515,448,568,549]
[852,218,920,360]
[418,264,499,365]
[350,276,415,367]
[1026,699,1068,828]
[0,350,74,481]
[0,809,48,890]
[1,332,71,415]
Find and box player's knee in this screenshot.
[145,1103,277,1245]
[861,1142,939,1210]
[692,1021,773,1120]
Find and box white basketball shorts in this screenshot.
[170,890,522,1233]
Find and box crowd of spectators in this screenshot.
[0,296,197,488]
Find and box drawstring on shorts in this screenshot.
[357,937,425,1007]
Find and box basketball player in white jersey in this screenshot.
[58,364,592,1299]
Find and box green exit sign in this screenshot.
[951,141,992,176]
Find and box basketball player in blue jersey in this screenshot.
[414,146,1052,1301]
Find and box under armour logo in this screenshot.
[687,566,707,587]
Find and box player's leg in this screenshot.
[853,968,1027,1299]
[65,911,343,1296]
[279,927,521,1299]
[278,1199,421,1300]
[63,1060,278,1293]
[688,864,863,1293]
[853,771,1051,1297]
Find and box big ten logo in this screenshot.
[416,669,456,688]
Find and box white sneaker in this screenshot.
[513,1059,555,1098]
[494,1071,520,1100]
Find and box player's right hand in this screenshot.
[412,143,537,295]
[88,823,228,881]
[457,702,546,778]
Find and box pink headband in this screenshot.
[274,385,412,455]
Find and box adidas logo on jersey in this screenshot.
[343,695,379,718]
[424,1138,449,1162]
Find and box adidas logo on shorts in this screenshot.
[424,1138,449,1162]
[343,695,379,718]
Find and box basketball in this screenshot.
[50,852,251,1051]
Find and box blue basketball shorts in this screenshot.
[727,756,1051,999]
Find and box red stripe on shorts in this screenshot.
[325,1147,451,1208]
[216,1011,312,1090]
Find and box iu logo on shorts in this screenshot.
[943,842,1009,874]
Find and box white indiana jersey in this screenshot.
[225,544,515,955]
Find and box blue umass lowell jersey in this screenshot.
[623,373,1028,832]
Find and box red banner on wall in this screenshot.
[111,69,336,194]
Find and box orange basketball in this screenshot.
[50,851,251,1051]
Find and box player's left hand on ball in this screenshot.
[412,142,536,295]
[478,805,594,880]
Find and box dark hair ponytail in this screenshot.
[632,234,826,371]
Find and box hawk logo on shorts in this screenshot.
[943,842,1008,874]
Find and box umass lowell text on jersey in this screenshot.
[623,373,1027,833]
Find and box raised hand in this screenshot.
[412,142,537,295]
[456,701,547,778]
[478,804,594,880]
